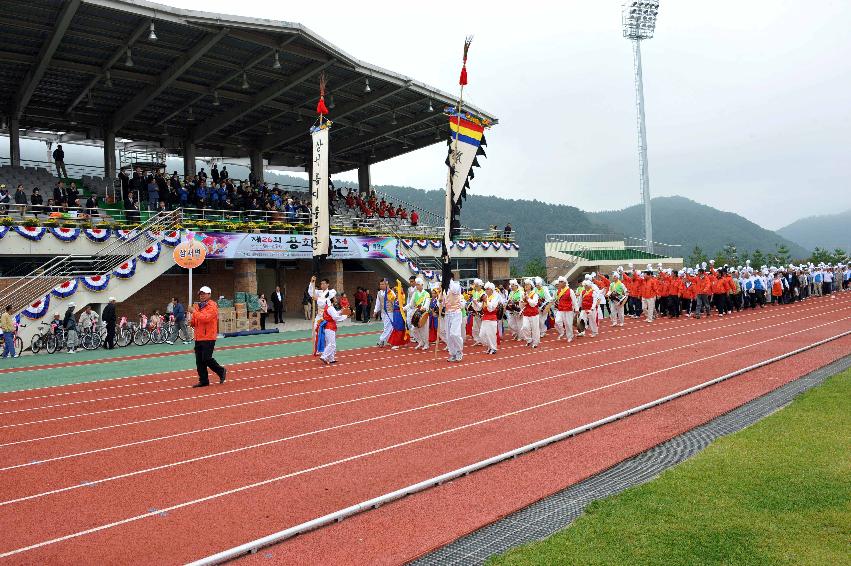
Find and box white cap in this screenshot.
[449,279,461,293]
[429,281,440,290]
[612,272,620,280]
[68,302,76,307]
[199,286,212,294]
[523,278,534,286]
[556,276,567,283]
[415,277,424,285]
[701,261,707,269]
[484,281,495,290]
[108,296,116,302]
[583,279,592,286]
[534,276,543,286]
[584,273,592,281]
[53,311,60,316]
[628,262,634,269]
[473,278,483,286]
[509,279,518,286]
[590,271,597,278]
[646,263,653,271]
[617,266,624,272]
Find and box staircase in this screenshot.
[369,216,444,283]
[1,210,182,350]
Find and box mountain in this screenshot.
[364,184,601,268]
[587,196,809,262]
[777,209,851,253]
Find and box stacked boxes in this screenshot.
[218,306,235,334]
[234,302,249,331]
[248,311,261,331]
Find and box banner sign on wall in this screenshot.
[311,124,331,257]
[192,233,396,260]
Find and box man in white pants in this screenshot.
[443,279,465,362]
[405,275,418,341]
[608,272,628,327]
[534,277,552,336]
[553,276,577,342]
[506,279,523,339]
[520,279,541,348]
[373,279,393,346]
[409,277,431,350]
[468,278,485,344]
[578,278,599,337]
[479,282,501,354]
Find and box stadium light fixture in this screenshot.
[125,48,133,67]
[104,70,113,88]
[212,90,220,106]
[364,78,371,93]
[148,21,157,41]
[434,127,440,141]
[86,92,94,108]
[241,72,250,90]
[371,146,376,158]
[391,112,397,125]
[403,138,409,149]
[272,50,281,70]
[622,0,660,253]
[427,99,434,112]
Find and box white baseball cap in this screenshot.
[199,286,212,294]
[108,296,116,302]
[68,302,76,307]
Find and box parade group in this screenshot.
[306,260,851,365]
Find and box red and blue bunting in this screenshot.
[160,230,181,247]
[138,243,161,263]
[113,259,137,279]
[13,226,46,241]
[408,261,420,274]
[415,239,429,249]
[49,227,80,242]
[423,270,435,280]
[480,241,491,250]
[83,228,111,243]
[395,249,408,263]
[115,229,133,241]
[401,239,413,249]
[0,226,8,239]
[469,241,479,250]
[51,279,79,299]
[430,240,442,249]
[502,242,512,250]
[455,241,467,250]
[21,295,51,319]
[511,242,520,250]
[80,274,111,291]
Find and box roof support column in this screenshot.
[183,139,197,179]
[103,131,116,182]
[357,160,371,195]
[8,118,20,168]
[249,148,264,184]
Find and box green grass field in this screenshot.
[490,370,851,566]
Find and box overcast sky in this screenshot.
[6,1,850,229]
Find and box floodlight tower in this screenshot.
[623,0,659,254]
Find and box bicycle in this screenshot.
[80,318,102,351]
[116,316,132,347]
[11,321,23,357]
[30,321,54,354]
[132,313,150,346]
[46,326,67,354]
[150,317,166,345]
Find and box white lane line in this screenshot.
[1,316,845,507]
[0,304,839,451]
[2,323,847,560]
[0,304,824,450]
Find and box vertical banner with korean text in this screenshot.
[311,124,331,257]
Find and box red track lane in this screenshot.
[3,307,836,503]
[0,297,848,563]
[244,334,851,566]
[0,302,836,469]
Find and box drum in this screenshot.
[610,292,627,305]
[411,309,429,328]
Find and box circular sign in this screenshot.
[173,240,206,269]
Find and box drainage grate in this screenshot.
[411,354,851,566]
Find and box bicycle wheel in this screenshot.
[150,328,163,344]
[133,328,150,346]
[46,334,58,354]
[14,336,22,356]
[117,327,131,347]
[91,332,102,350]
[81,333,96,351]
[178,326,193,343]
[30,334,42,354]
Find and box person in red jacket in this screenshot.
[640,271,658,323]
[627,268,643,318]
[189,285,226,388]
[410,210,419,227]
[771,273,784,305]
[694,269,712,319]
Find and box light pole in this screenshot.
[623,0,659,254]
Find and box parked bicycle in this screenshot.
[132,313,150,346]
[116,316,132,348]
[30,321,54,354]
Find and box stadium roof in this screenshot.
[0,0,497,173]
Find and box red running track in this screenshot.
[0,296,849,564]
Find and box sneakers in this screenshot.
[166,340,174,345]
[219,368,227,384]
[192,382,209,388]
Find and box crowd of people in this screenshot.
[0,180,98,217]
[305,260,850,365]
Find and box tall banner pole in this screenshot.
[311,74,332,349]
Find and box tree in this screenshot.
[773,244,791,266]
[722,242,739,266]
[713,250,729,266]
[831,248,848,264]
[523,257,548,280]
[510,264,522,278]
[688,246,708,267]
[751,249,766,268]
[810,247,832,265]
[739,250,750,266]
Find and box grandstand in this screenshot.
[546,234,683,283]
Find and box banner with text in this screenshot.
[192,233,396,260]
[311,124,330,256]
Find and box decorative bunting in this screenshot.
[430,240,442,249]
[416,239,429,249]
[113,259,137,279]
[401,239,413,249]
[83,228,111,242]
[511,242,520,250]
[51,279,79,299]
[480,241,491,249]
[423,270,435,280]
[0,226,9,239]
[138,243,161,263]
[160,230,181,246]
[116,229,135,241]
[408,261,420,274]
[395,249,408,263]
[456,240,468,250]
[49,227,80,242]
[21,295,51,319]
[13,226,46,241]
[80,274,111,291]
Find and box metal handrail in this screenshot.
[0,209,181,314]
[0,156,105,179]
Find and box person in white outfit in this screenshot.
[578,277,599,337]
[373,279,393,346]
[316,295,347,364]
[553,276,577,342]
[479,282,501,354]
[409,277,431,350]
[506,279,523,339]
[468,278,485,345]
[443,279,465,362]
[534,277,553,335]
[520,279,541,348]
[607,272,628,327]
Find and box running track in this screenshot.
[0,295,849,564]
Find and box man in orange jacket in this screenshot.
[189,285,227,387]
[640,271,658,323]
